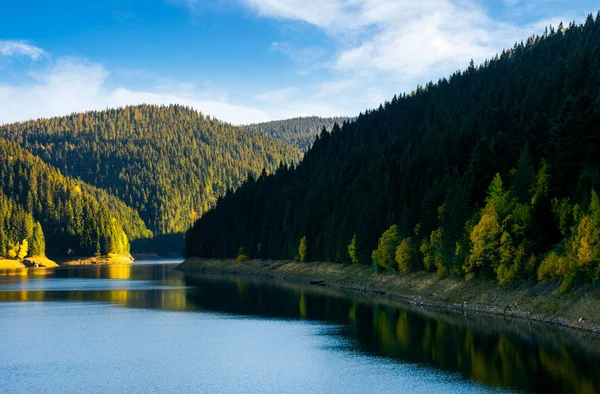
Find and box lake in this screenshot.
[0,260,599,393]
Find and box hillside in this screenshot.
[0,105,302,236]
[0,189,46,262]
[243,116,352,151]
[0,138,150,258]
[185,15,600,290]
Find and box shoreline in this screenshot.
[57,253,134,266]
[177,258,600,335]
[0,256,58,268]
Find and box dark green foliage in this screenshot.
[0,105,302,236]
[131,233,185,256]
[0,138,149,257]
[514,147,534,203]
[0,190,39,258]
[243,116,352,151]
[185,16,600,289]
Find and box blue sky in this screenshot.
[0,0,598,124]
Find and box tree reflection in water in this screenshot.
[1,264,599,393]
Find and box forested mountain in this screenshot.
[243,116,352,151]
[186,15,600,290]
[0,105,302,235]
[0,138,150,257]
[0,190,45,259]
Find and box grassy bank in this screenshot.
[178,258,600,334]
[0,256,58,268]
[0,253,134,268]
[0,259,27,269]
[60,253,134,266]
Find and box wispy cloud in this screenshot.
[0,40,46,60]
[253,87,298,103]
[238,0,583,104]
[3,1,596,125]
[269,42,326,65]
[0,57,271,125]
[0,52,350,125]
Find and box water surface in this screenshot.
[0,261,598,393]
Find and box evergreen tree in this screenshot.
[0,105,302,237]
[0,138,144,257]
[185,16,600,289]
[243,116,352,151]
[0,190,45,259]
[30,222,46,257]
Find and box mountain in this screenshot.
[0,138,150,258]
[243,116,352,151]
[0,105,302,236]
[0,189,46,260]
[185,15,600,290]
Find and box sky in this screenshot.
[0,0,598,125]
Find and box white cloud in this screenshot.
[0,58,272,125]
[269,42,326,66]
[4,1,592,125]
[241,0,579,107]
[0,56,352,125]
[0,40,46,60]
[254,87,298,103]
[242,0,357,30]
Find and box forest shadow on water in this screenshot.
[0,262,599,393]
[181,273,600,394]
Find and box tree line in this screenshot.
[0,104,302,236]
[185,14,600,291]
[0,189,45,259]
[0,138,150,258]
[243,116,352,151]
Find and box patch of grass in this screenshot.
[0,259,25,268]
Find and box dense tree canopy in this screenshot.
[243,116,352,151]
[186,15,600,290]
[0,138,149,257]
[0,105,302,235]
[0,190,45,259]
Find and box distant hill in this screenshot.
[186,15,600,289]
[243,116,352,151]
[0,138,150,258]
[0,105,302,236]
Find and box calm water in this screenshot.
[0,261,599,393]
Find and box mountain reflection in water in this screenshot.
[0,261,598,393]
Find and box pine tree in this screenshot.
[30,222,46,257]
[514,147,534,202]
